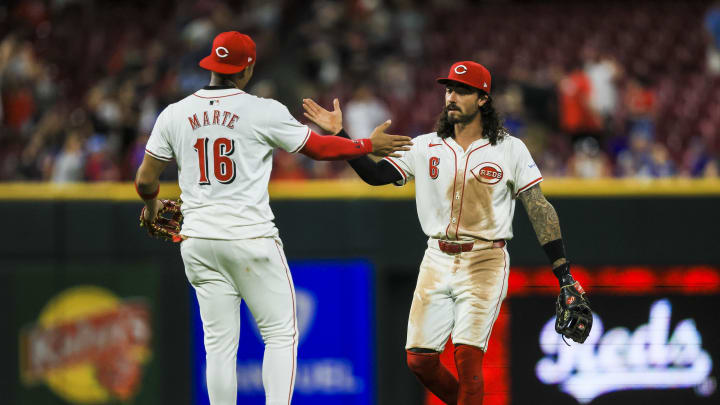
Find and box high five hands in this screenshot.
[303,98,413,158]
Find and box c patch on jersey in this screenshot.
[470,162,503,185]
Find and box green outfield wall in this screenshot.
[1,180,718,405]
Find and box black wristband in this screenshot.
[542,238,566,265]
[552,262,570,278]
[552,262,574,286]
[337,128,349,138]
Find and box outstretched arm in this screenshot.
[336,129,404,185]
[300,98,411,160]
[299,132,373,160]
[299,120,411,161]
[302,97,407,185]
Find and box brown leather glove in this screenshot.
[139,199,183,242]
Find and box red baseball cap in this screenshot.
[198,31,256,74]
[437,61,491,93]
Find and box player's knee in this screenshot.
[261,330,297,349]
[259,326,296,347]
[204,332,239,356]
[258,319,297,343]
[406,349,440,376]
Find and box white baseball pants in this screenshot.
[406,239,509,352]
[181,236,298,405]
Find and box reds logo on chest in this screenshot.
[470,162,503,185]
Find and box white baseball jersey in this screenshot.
[384,132,542,241]
[145,87,311,239]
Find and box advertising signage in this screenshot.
[20,287,152,403]
[13,263,162,405]
[426,266,720,405]
[191,259,375,405]
[535,298,713,403]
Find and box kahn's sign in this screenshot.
[536,299,715,403]
[20,286,152,404]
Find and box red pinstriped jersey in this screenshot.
[145,87,310,239]
[384,132,542,241]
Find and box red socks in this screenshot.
[454,344,485,404]
[406,350,458,405]
[406,345,485,405]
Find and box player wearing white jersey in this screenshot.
[303,61,592,405]
[134,32,411,405]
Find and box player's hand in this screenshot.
[369,120,413,158]
[139,199,183,242]
[303,98,342,135]
[143,199,163,222]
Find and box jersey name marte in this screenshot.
[145,87,310,240]
[384,132,542,241]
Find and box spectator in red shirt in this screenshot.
[558,65,602,146]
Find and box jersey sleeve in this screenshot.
[145,106,174,161]
[511,138,543,196]
[260,100,311,153]
[382,140,417,186]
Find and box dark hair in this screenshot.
[435,93,507,145]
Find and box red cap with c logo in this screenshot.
[437,61,491,93]
[198,31,256,74]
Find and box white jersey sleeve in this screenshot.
[511,137,543,196]
[145,105,174,161]
[382,138,419,186]
[258,100,311,153]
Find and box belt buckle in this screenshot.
[440,240,461,255]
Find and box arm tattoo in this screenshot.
[519,184,563,248]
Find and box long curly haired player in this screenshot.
[134,31,411,405]
[302,61,592,404]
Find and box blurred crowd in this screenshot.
[1,0,719,182]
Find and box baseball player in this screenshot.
[133,31,412,405]
[302,61,592,404]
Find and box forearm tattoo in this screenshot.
[519,184,562,247]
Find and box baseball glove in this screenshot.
[555,280,593,344]
[139,199,183,242]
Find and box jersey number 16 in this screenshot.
[193,137,236,184]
